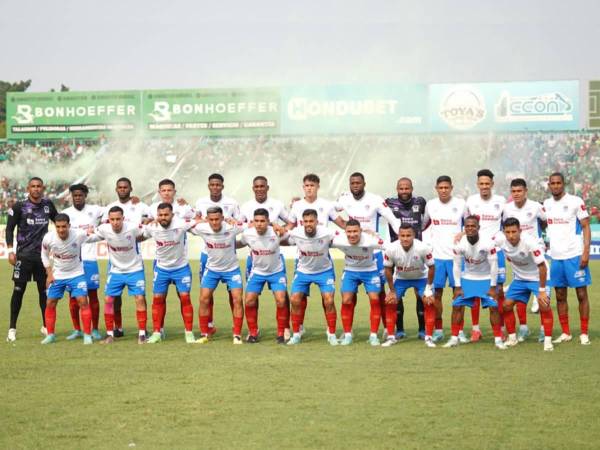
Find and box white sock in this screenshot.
[138,330,145,336]
[450,335,459,342]
[107,330,114,337]
[508,333,517,340]
[494,337,503,344]
[345,332,352,338]
[208,321,214,328]
[435,328,443,334]
[519,324,528,332]
[544,336,553,345]
[472,325,481,332]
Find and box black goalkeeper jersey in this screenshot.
[5,198,57,259]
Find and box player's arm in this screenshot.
[422,205,431,231]
[382,252,397,304]
[580,217,591,268]
[423,247,435,304]
[41,237,54,288]
[48,200,58,222]
[5,202,21,266]
[452,250,464,299]
[377,201,401,232]
[536,261,549,307]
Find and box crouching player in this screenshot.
[383,224,436,348]
[331,219,385,346]
[40,214,93,345]
[500,218,554,351]
[87,206,148,344]
[444,216,506,350]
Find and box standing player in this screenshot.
[62,184,104,341]
[423,175,468,343]
[238,208,289,344]
[383,224,436,348]
[148,179,195,220]
[502,178,547,340]
[386,177,427,339]
[143,203,199,344]
[285,209,338,346]
[465,169,506,342]
[543,172,591,345]
[6,177,57,342]
[87,206,148,344]
[498,218,554,351]
[40,214,93,345]
[192,207,244,344]
[444,216,506,350]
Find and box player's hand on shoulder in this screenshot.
[131,196,140,205]
[453,231,465,244]
[177,197,188,205]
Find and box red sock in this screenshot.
[558,314,570,335]
[161,299,167,328]
[104,296,115,332]
[503,307,516,334]
[379,292,387,327]
[516,302,527,324]
[152,296,165,333]
[581,316,589,335]
[325,311,337,334]
[341,303,354,333]
[491,322,502,338]
[245,303,259,336]
[68,297,81,331]
[385,303,397,336]
[424,303,436,336]
[89,290,99,330]
[435,318,443,330]
[80,305,92,335]
[540,309,554,337]
[179,293,194,332]
[451,322,460,337]
[369,299,381,334]
[208,298,214,325]
[199,314,210,335]
[233,315,243,336]
[45,305,57,335]
[136,310,147,332]
[276,305,289,337]
[291,312,302,333]
[299,297,308,325]
[471,298,480,326]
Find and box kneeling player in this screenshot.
[444,216,506,350]
[41,214,93,345]
[332,219,385,346]
[500,218,554,351]
[383,224,436,348]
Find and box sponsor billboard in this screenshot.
[429,80,580,132]
[281,84,428,134]
[142,88,281,136]
[6,91,142,139]
[589,81,600,128]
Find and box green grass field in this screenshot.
[1,259,598,450]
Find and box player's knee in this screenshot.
[245,297,257,308]
[502,302,513,313]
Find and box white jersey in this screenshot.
[62,204,104,261]
[288,197,338,227]
[453,236,498,283]
[332,233,384,272]
[383,239,434,281]
[502,199,546,242]
[104,199,151,225]
[288,226,335,274]
[466,194,505,241]
[89,223,144,274]
[543,193,589,260]
[499,234,546,282]
[195,195,240,220]
[423,197,467,260]
[240,197,289,224]
[191,222,242,272]
[335,191,400,234]
[41,229,88,280]
[240,227,285,275]
[148,201,195,220]
[143,218,196,270]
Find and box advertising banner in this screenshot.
[281,84,428,134]
[6,91,142,139]
[589,81,600,128]
[429,80,580,132]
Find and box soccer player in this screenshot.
[331,219,386,346]
[285,209,338,346]
[502,178,547,340]
[238,208,289,344]
[148,179,195,220]
[383,224,436,348]
[386,177,427,339]
[499,218,554,351]
[423,175,468,343]
[62,184,104,341]
[6,177,57,342]
[40,214,93,345]
[444,216,507,350]
[143,203,199,344]
[87,206,148,344]
[465,169,506,342]
[543,172,591,345]
[192,207,244,344]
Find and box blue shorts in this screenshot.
[246,270,287,294]
[199,252,208,278]
[374,252,385,284]
[291,269,336,295]
[452,278,498,308]
[394,278,427,299]
[153,265,192,294]
[83,260,100,290]
[497,250,506,284]
[433,259,455,289]
[549,256,592,288]
[48,274,88,299]
[201,268,243,290]
[246,254,286,279]
[506,279,550,304]
[341,270,381,294]
[106,270,146,297]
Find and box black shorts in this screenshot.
[12,256,46,283]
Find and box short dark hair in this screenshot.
[397,177,412,187]
[116,177,132,187]
[207,206,223,215]
[346,219,361,228]
[28,177,43,185]
[253,176,268,184]
[157,202,173,212]
[399,223,415,232]
[477,169,494,179]
[108,206,124,215]
[55,213,70,223]
[158,179,175,188]
[302,208,318,219]
[436,175,452,185]
[349,172,364,181]
[510,178,527,189]
[503,217,520,229]
[549,172,565,183]
[253,208,269,219]
[69,183,89,194]
[465,215,480,224]
[208,173,224,183]
[303,174,320,184]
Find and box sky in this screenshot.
[1,0,599,92]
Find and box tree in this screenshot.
[50,84,70,92]
[0,79,32,138]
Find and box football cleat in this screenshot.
[495,340,508,350]
[368,334,380,346]
[137,334,147,345]
[381,336,398,347]
[41,334,56,345]
[443,337,459,348]
[543,341,554,352]
[517,327,530,342]
[91,329,103,341]
[394,330,406,340]
[417,331,426,340]
[100,335,114,345]
[340,334,353,346]
[424,337,436,348]
[538,329,545,343]
[233,335,243,345]
[195,335,209,345]
[6,328,16,343]
[287,334,301,345]
[458,330,469,344]
[505,336,519,347]
[247,335,259,344]
[327,333,339,346]
[83,334,93,345]
[276,336,286,345]
[113,329,124,338]
[580,334,591,346]
[146,332,162,344]
[470,330,482,342]
[185,331,196,344]
[432,330,444,343]
[552,333,572,344]
[66,330,83,341]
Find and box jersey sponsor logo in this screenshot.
[181,276,191,284]
[412,205,420,213]
[533,249,541,257]
[426,253,433,259]
[326,278,335,285]
[232,274,242,283]
[8,208,13,216]
[44,206,50,213]
[135,280,145,288]
[77,281,87,290]
[581,204,587,211]
[490,248,497,255]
